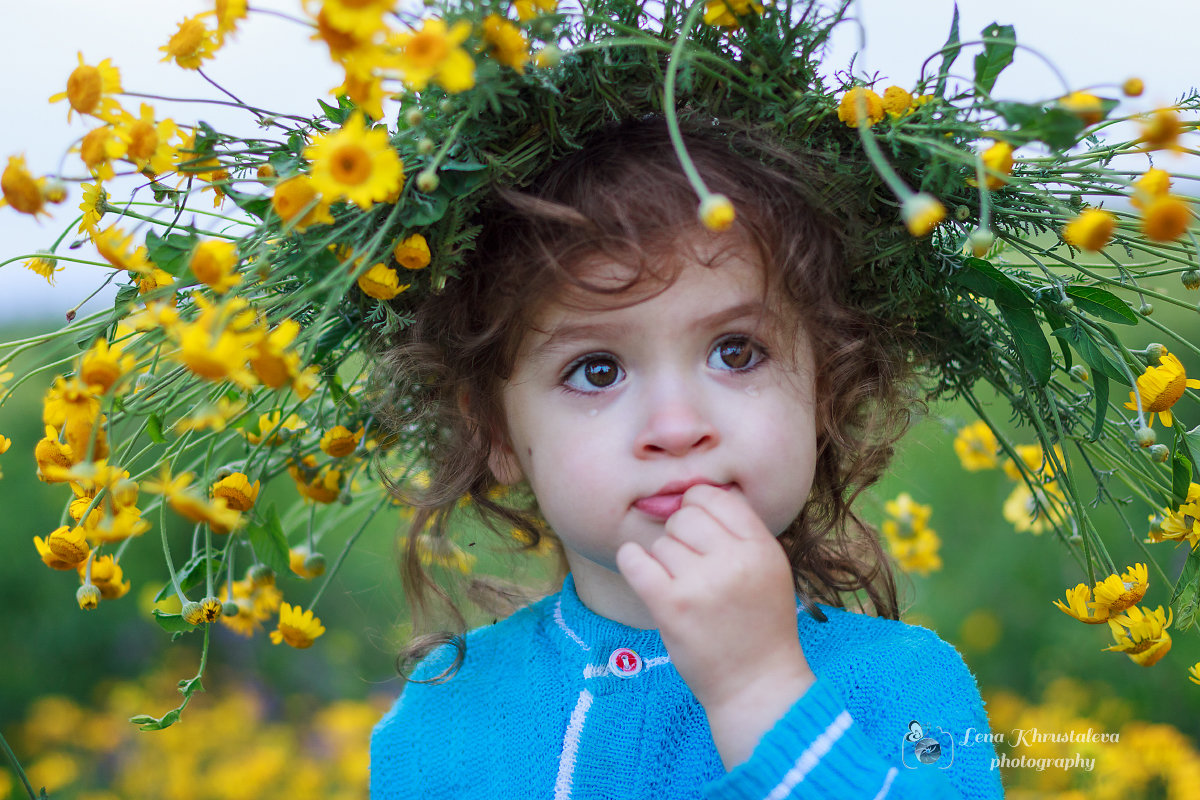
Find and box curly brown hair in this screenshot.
[370,114,934,683]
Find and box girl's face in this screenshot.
[489,237,819,625]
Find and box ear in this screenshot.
[457,387,524,486]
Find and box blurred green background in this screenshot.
[2,300,1199,798]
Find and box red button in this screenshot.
[608,648,642,677]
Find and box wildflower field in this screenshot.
[3,0,1200,797]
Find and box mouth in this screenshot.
[633,480,736,520]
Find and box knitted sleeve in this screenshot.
[700,625,1004,800]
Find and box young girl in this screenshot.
[369,116,1003,799]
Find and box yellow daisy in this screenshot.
[49,52,124,122]
[160,16,217,70]
[357,262,409,299]
[837,87,885,128]
[1091,563,1149,614]
[703,0,765,30]
[1104,605,1172,667]
[482,14,529,74]
[305,113,404,210]
[189,240,241,293]
[953,420,999,471]
[318,0,394,39]
[320,425,364,458]
[1002,481,1070,535]
[1124,350,1200,427]
[210,472,260,512]
[271,603,326,648]
[271,174,335,232]
[1,155,47,218]
[391,17,476,94]
[1063,208,1115,251]
[1052,583,1109,624]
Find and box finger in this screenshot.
[648,532,703,577]
[680,483,771,541]
[616,541,671,602]
[663,505,725,555]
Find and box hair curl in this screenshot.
[370,114,936,684]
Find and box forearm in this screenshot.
[704,671,815,771]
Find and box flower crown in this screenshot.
[2,0,1199,727]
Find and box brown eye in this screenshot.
[583,358,618,387]
[563,355,623,393]
[715,337,755,370]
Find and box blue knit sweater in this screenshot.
[371,573,1004,798]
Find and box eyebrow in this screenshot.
[528,299,777,362]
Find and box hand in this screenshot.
[615,484,815,714]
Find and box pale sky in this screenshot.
[1,0,1197,324]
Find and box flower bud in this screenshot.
[1148,444,1170,463]
[247,564,275,585]
[1182,270,1200,290]
[181,600,206,625]
[222,601,241,617]
[416,138,435,155]
[902,193,945,237]
[1144,343,1166,363]
[1122,77,1145,97]
[405,108,424,127]
[438,99,453,113]
[534,45,562,69]
[257,164,276,183]
[1135,426,1157,448]
[967,229,994,257]
[416,170,439,193]
[953,204,970,221]
[1069,364,1090,382]
[1138,302,1154,316]
[303,553,327,577]
[698,194,735,232]
[42,179,69,204]
[77,583,101,610]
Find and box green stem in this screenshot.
[0,727,38,800]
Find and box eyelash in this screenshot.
[557,335,770,396]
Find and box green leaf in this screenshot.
[153,610,197,634]
[246,505,290,574]
[1032,108,1088,152]
[405,192,451,227]
[1172,448,1193,506]
[224,186,271,222]
[999,302,1052,386]
[146,413,166,444]
[952,257,1030,306]
[993,101,1042,128]
[1176,423,1200,494]
[1042,305,1073,371]
[973,23,1016,96]
[144,230,197,276]
[1050,326,1129,384]
[1089,370,1109,443]
[1170,544,1200,633]
[934,4,962,98]
[1065,286,1139,325]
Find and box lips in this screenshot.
[633,480,736,520]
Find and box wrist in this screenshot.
[701,665,816,772]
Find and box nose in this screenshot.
[633,381,720,458]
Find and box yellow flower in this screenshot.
[271,602,326,648]
[1124,350,1200,428]
[702,0,765,29]
[79,338,137,395]
[1052,583,1109,624]
[1058,91,1105,126]
[78,125,123,181]
[49,52,123,121]
[82,555,131,599]
[36,428,78,481]
[953,421,999,471]
[210,0,249,44]
[699,194,736,232]
[881,86,913,118]
[189,240,241,293]
[24,253,62,285]
[1091,563,1149,614]
[887,527,942,576]
[357,263,409,300]
[882,492,932,538]
[1140,195,1191,243]
[1190,662,1200,686]
[1122,77,1145,97]
[980,141,1014,190]
[1131,168,1171,210]
[393,233,431,270]
[248,319,302,389]
[1002,481,1070,535]
[34,535,81,571]
[333,64,389,122]
[1139,107,1184,153]
[160,16,217,70]
[482,14,529,74]
[46,526,91,566]
[211,472,260,512]
[0,433,9,454]
[320,425,364,458]
[901,193,944,237]
[1,155,47,217]
[78,183,105,234]
[1150,488,1200,546]
[1002,442,1063,482]
[288,456,345,504]
[244,411,307,446]
[174,397,247,433]
[1104,605,1172,667]
[837,87,885,128]
[144,467,243,533]
[114,104,178,176]
[320,0,394,38]
[289,545,327,579]
[218,596,260,637]
[392,17,476,94]
[1062,208,1115,252]
[306,112,405,210]
[182,596,224,624]
[92,225,152,274]
[77,583,102,610]
[271,174,335,232]
[171,296,259,387]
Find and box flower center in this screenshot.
[1147,370,1187,411]
[128,122,158,163]
[408,32,448,67]
[67,66,102,114]
[331,144,372,185]
[169,20,205,57]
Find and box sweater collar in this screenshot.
[548,572,669,664]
